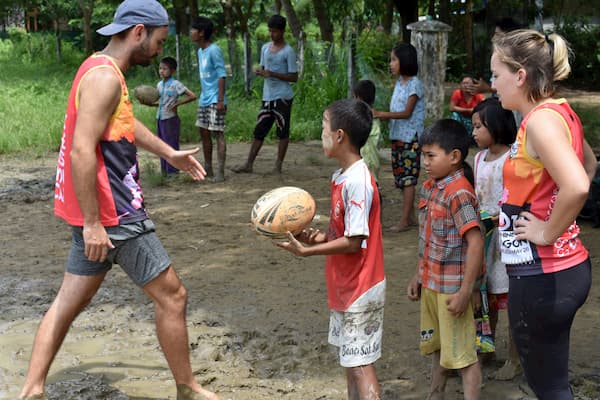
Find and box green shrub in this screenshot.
[572,103,600,149]
[555,19,600,90]
[357,28,396,74]
[446,50,469,83]
[0,36,14,55]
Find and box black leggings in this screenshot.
[508,259,591,400]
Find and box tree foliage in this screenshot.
[2,0,599,89]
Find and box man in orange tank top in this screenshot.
[19,1,219,400]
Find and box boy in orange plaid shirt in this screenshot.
[407,119,484,400]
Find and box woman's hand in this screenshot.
[513,211,552,245]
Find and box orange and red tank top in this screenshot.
[499,99,588,276]
[54,54,147,227]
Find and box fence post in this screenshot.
[407,20,452,122]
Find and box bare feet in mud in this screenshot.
[230,163,252,173]
[494,359,523,381]
[176,384,220,400]
[19,394,47,400]
[213,171,225,183]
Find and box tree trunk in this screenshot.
[312,0,333,42]
[382,0,394,34]
[233,2,254,95]
[438,0,451,24]
[465,0,474,73]
[393,0,418,42]
[173,0,188,35]
[53,19,62,63]
[188,0,198,24]
[312,0,333,71]
[346,16,357,98]
[78,0,93,54]
[243,31,252,95]
[534,0,544,32]
[279,0,304,76]
[296,32,305,77]
[221,0,241,77]
[279,0,303,40]
[428,0,435,17]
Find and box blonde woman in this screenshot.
[491,29,593,399]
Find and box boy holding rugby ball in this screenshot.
[276,98,385,400]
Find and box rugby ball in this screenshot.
[251,186,316,238]
[133,84,160,105]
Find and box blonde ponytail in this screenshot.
[548,33,572,82]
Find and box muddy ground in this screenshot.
[0,91,599,399]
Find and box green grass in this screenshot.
[571,103,600,150]
[0,29,383,155]
[0,58,327,155]
[0,63,69,155]
[1,36,599,155]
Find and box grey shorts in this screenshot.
[66,220,171,287]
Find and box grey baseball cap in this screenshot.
[96,0,169,36]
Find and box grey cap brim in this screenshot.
[96,23,134,36]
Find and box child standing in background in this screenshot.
[373,43,425,232]
[471,98,522,380]
[276,99,385,400]
[407,119,484,400]
[353,80,382,184]
[156,57,197,175]
[449,75,484,137]
[191,16,228,182]
[231,15,298,175]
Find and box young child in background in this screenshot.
[471,98,522,380]
[373,43,425,232]
[353,79,382,184]
[155,57,197,175]
[276,98,385,400]
[191,16,228,182]
[449,75,484,137]
[407,119,484,400]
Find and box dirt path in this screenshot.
[0,140,599,400]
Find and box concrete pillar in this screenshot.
[407,20,452,122]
